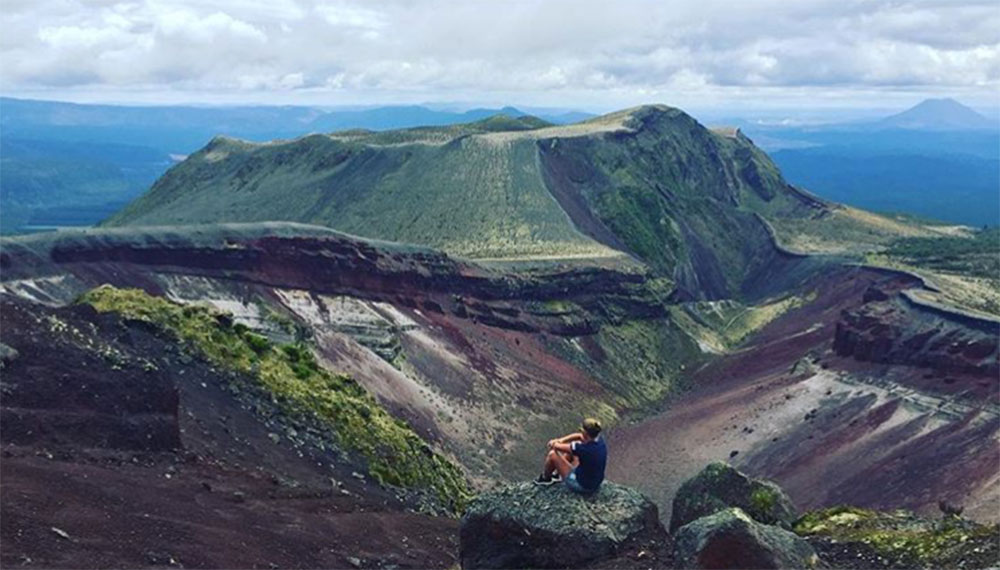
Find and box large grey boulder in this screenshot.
[670,462,797,532]
[459,482,663,569]
[674,508,820,569]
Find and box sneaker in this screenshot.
[533,474,556,486]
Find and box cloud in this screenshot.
[1,0,997,107]
[315,2,386,34]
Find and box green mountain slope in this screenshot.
[106,116,611,259]
[104,106,825,298]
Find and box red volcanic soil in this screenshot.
[2,452,457,569]
[0,296,457,569]
[608,267,1000,524]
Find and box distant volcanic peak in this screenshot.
[879,97,993,130]
[914,97,977,110]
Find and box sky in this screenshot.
[2,0,998,115]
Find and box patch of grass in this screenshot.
[669,295,803,353]
[79,285,469,512]
[591,319,705,408]
[795,506,1000,568]
[860,227,1000,317]
[767,206,935,255]
[885,228,999,279]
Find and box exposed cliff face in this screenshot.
[0,224,703,487]
[834,284,999,378]
[4,225,997,523]
[0,224,667,335]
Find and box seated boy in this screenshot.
[534,418,606,494]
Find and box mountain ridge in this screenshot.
[103,104,825,300]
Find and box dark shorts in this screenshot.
[564,469,597,495]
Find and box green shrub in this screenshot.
[750,487,777,513]
[243,332,270,354]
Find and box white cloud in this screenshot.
[155,10,267,44]
[315,3,386,32]
[1,0,997,108]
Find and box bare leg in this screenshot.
[542,449,574,480]
[560,450,579,468]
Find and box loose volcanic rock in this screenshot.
[670,462,797,532]
[673,508,820,570]
[459,482,663,569]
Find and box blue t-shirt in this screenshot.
[570,437,607,491]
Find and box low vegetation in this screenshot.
[771,206,999,317]
[795,506,999,569]
[105,122,613,260]
[591,319,705,409]
[79,286,469,512]
[668,295,807,353]
[768,206,937,255]
[865,228,1000,316]
[885,228,999,279]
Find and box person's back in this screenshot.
[536,417,607,494]
[568,433,606,492]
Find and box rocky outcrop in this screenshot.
[673,508,819,569]
[834,286,999,377]
[670,462,797,532]
[459,482,664,569]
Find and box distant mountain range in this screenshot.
[0,97,594,149]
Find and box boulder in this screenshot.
[670,462,796,532]
[674,508,820,569]
[0,342,18,369]
[459,482,663,569]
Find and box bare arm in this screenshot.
[557,432,584,444]
[547,432,583,450]
[550,442,573,453]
